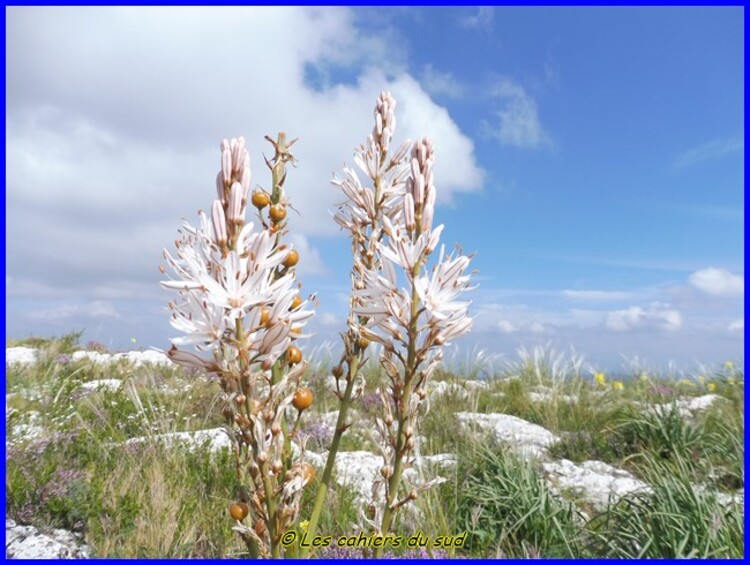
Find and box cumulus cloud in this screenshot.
[484,77,551,149]
[688,267,744,297]
[6,7,483,304]
[496,320,515,334]
[605,303,682,332]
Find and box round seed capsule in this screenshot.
[300,462,316,486]
[269,204,287,222]
[286,345,303,365]
[283,249,299,267]
[292,388,314,411]
[229,502,249,521]
[251,191,270,208]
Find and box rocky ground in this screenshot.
[4,346,742,558]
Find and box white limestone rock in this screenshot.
[456,412,560,459]
[6,347,38,367]
[5,519,89,558]
[646,394,723,419]
[71,349,170,368]
[124,427,232,453]
[543,459,651,511]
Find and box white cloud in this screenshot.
[28,300,121,322]
[561,289,632,302]
[527,322,553,335]
[496,320,515,334]
[484,77,551,149]
[674,136,744,169]
[459,7,494,31]
[605,303,682,332]
[419,64,465,99]
[6,7,483,303]
[688,268,744,298]
[728,319,744,333]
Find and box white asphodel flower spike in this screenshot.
[162,138,314,369]
[344,119,475,544]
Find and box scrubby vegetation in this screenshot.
[5,333,744,558]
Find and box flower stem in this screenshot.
[299,352,361,558]
[375,256,423,556]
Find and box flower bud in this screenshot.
[232,136,245,173]
[211,200,228,246]
[216,172,226,204]
[228,182,244,225]
[240,165,251,198]
[222,148,232,184]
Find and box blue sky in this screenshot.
[5,7,744,372]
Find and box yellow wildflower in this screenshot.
[594,372,606,386]
[697,375,706,385]
[612,381,624,391]
[299,520,310,531]
[728,377,736,386]
[707,383,717,392]
[639,373,649,383]
[678,378,694,387]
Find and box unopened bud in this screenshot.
[380,465,393,479]
[271,460,283,475]
[221,148,232,184]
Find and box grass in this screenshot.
[5,333,744,558]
